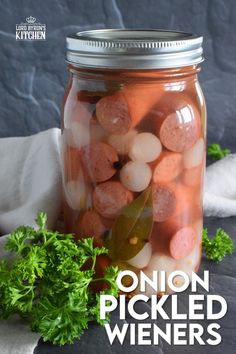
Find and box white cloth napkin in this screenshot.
[0,128,62,234]
[204,154,236,217]
[0,128,62,354]
[0,127,235,354]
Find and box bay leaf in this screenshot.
[108,187,153,261]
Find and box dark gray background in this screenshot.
[0,0,236,150]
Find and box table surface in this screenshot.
[35,216,236,354]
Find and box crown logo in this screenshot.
[26,16,36,24]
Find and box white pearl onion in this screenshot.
[175,252,198,287]
[134,253,176,296]
[108,129,137,155]
[120,161,152,192]
[129,132,162,163]
[147,253,176,274]
[65,121,90,148]
[183,138,205,169]
[127,243,152,269]
[65,173,92,211]
[147,253,177,295]
[178,246,200,271]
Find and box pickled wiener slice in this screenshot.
[96,86,163,135]
[169,226,197,260]
[152,151,183,183]
[153,93,200,153]
[75,210,106,246]
[81,142,119,182]
[123,85,163,126]
[96,92,132,134]
[120,161,152,192]
[150,210,198,259]
[152,184,176,222]
[159,113,198,153]
[93,181,133,219]
[128,132,162,163]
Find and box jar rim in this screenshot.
[66,29,204,70]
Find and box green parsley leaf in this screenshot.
[207,143,231,161]
[202,228,235,262]
[0,212,119,345]
[36,212,47,230]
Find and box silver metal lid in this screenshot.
[66,29,203,70]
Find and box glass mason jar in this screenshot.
[62,30,206,295]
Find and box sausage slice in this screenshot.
[81,142,119,182]
[75,210,106,246]
[153,151,183,183]
[93,181,133,219]
[169,226,197,260]
[153,93,201,153]
[152,184,176,222]
[96,86,163,134]
[96,92,132,134]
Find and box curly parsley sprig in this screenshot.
[207,143,231,161]
[202,228,235,262]
[0,212,119,345]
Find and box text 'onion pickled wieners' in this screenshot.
[128,132,162,163]
[153,93,201,153]
[75,210,106,246]
[93,181,133,219]
[120,161,152,192]
[152,151,183,183]
[169,226,197,260]
[81,142,119,182]
[152,184,176,222]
